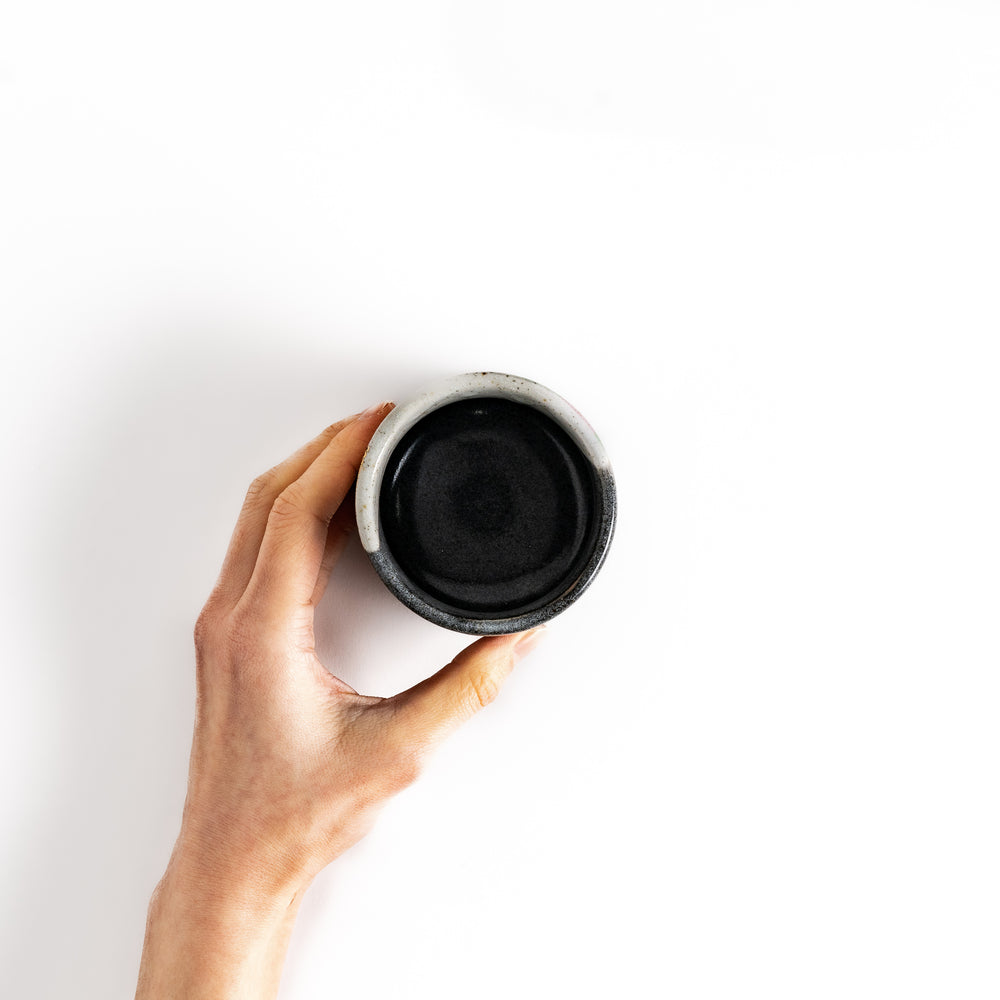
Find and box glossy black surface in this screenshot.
[379,397,600,618]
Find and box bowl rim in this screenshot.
[355,371,617,634]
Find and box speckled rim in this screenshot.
[355,372,617,635]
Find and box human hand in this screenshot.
[135,403,545,999]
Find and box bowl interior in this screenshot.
[356,373,615,634]
[378,395,601,620]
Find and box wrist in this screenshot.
[136,845,309,1000]
[168,816,317,912]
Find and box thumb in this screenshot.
[388,627,547,747]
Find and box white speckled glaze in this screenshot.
[355,371,616,634]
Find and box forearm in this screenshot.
[135,843,309,1000]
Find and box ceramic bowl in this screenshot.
[355,372,616,634]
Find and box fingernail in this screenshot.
[359,401,393,420]
[513,625,547,659]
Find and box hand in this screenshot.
[135,403,545,1000]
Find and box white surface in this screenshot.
[1,3,998,998]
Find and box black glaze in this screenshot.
[379,396,601,619]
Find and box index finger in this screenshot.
[212,413,360,608]
[239,402,394,621]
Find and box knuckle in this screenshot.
[268,486,305,524]
[245,470,276,504]
[193,595,225,652]
[468,670,501,711]
[193,610,214,652]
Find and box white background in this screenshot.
[1,3,998,998]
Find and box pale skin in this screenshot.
[134,401,545,999]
